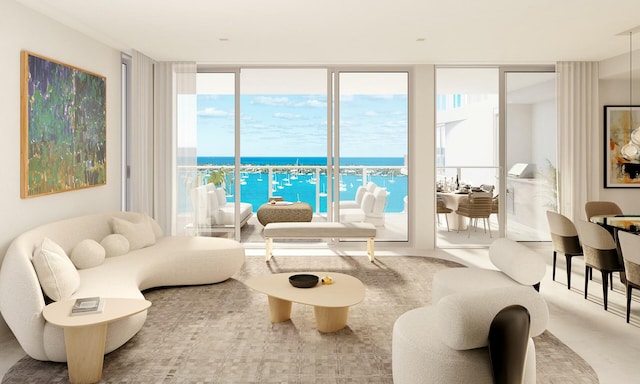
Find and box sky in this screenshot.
[196,93,408,158]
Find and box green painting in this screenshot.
[21,51,106,198]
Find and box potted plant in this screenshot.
[207,167,231,193]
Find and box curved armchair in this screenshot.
[546,211,583,289]
[585,201,623,221]
[617,231,640,323]
[455,191,493,238]
[575,220,625,310]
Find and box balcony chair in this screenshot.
[546,211,583,290]
[455,191,493,238]
[585,201,623,221]
[575,220,625,311]
[436,196,452,231]
[479,184,494,194]
[616,231,640,323]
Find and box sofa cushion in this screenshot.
[435,286,548,351]
[70,239,106,269]
[215,188,227,207]
[100,234,130,258]
[112,217,156,251]
[489,238,546,285]
[32,238,80,301]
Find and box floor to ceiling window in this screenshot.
[336,71,409,241]
[503,70,557,241]
[190,67,410,244]
[436,68,499,246]
[435,67,556,247]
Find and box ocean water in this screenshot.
[195,157,407,213]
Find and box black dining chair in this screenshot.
[585,201,623,221]
[575,220,625,311]
[546,211,583,290]
[617,231,640,323]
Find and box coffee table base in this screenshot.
[267,295,350,333]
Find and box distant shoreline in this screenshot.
[197,156,404,166]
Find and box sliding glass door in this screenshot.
[335,72,409,241]
[503,70,556,241]
[192,67,410,244]
[435,66,556,246]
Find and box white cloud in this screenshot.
[198,107,231,117]
[274,112,302,120]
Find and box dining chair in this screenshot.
[575,220,625,310]
[616,231,640,323]
[585,201,623,221]
[546,211,583,290]
[436,196,452,231]
[455,191,493,238]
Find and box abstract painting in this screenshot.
[604,105,640,188]
[21,51,106,198]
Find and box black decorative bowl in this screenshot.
[289,274,319,288]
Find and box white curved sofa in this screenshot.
[0,211,245,362]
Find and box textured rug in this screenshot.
[3,255,598,383]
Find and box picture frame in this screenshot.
[604,105,640,188]
[21,51,106,198]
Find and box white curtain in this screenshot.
[154,62,197,235]
[130,50,155,216]
[556,62,600,222]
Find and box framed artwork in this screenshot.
[604,105,640,188]
[21,51,106,198]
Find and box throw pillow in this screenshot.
[70,239,106,269]
[112,216,156,251]
[100,234,130,258]
[32,237,80,301]
[215,188,227,207]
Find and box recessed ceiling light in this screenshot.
[219,38,230,42]
[416,38,426,42]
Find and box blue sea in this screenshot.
[195,157,407,213]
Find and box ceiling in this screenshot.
[15,0,640,66]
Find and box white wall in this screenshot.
[0,0,122,341]
[597,78,640,213]
[411,65,436,250]
[532,99,556,170]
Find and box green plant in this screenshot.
[207,168,231,192]
[536,159,558,212]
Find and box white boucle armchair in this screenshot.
[392,286,549,384]
[392,238,549,383]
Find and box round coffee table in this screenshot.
[245,272,365,332]
[257,202,313,226]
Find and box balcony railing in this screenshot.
[185,164,407,214]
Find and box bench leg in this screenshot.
[265,237,273,262]
[367,237,375,262]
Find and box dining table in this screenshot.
[589,215,640,233]
[589,214,640,269]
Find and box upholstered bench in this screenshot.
[263,222,376,262]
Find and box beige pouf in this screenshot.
[257,202,313,225]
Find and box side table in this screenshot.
[42,298,151,384]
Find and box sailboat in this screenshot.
[319,184,328,197]
[388,172,396,183]
[290,159,299,180]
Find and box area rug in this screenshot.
[2,255,598,383]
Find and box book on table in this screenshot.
[71,297,105,315]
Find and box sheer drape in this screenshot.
[154,62,197,235]
[130,50,155,216]
[556,62,600,222]
[130,52,196,235]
